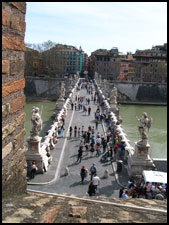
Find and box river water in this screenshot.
[24,101,167,159]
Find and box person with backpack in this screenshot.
[90,163,97,181]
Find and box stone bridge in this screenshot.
[26,78,157,197]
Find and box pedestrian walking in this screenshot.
[85,143,89,155]
[96,135,101,156]
[78,103,81,110]
[74,103,77,111]
[113,144,118,161]
[71,102,74,110]
[109,146,113,159]
[85,106,87,115]
[90,143,95,157]
[87,130,91,143]
[91,126,95,133]
[61,115,65,125]
[60,125,64,137]
[87,181,95,196]
[92,173,100,193]
[90,163,97,181]
[88,106,91,116]
[74,126,77,137]
[78,128,81,138]
[83,131,87,144]
[69,126,72,138]
[106,130,111,143]
[95,119,99,130]
[102,138,107,153]
[81,125,84,136]
[80,165,87,184]
[77,146,83,163]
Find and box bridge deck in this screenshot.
[27,84,129,197]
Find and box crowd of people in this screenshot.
[119,176,167,200]
[27,79,167,200]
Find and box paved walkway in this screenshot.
[27,84,129,197]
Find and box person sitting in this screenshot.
[121,190,129,198]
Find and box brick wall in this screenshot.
[2,2,27,197]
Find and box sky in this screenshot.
[25,2,167,56]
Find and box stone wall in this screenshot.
[2,2,27,197]
[110,81,167,104]
[24,77,74,100]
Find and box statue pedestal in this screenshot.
[26,137,45,173]
[127,142,155,177]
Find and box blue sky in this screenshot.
[25,2,167,56]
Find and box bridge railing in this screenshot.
[93,79,134,162]
[39,78,81,172]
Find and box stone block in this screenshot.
[2,59,9,74]
[10,60,25,75]
[2,142,13,160]
[11,14,26,32]
[2,103,10,118]
[40,206,61,223]
[10,95,25,113]
[2,112,25,140]
[2,9,9,26]
[2,35,26,51]
[2,78,25,97]
[13,129,26,149]
[10,2,26,13]
[10,146,25,168]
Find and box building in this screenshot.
[41,44,83,78]
[24,47,42,76]
[89,48,121,80]
[132,43,167,82]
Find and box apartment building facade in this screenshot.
[132,43,167,82]
[41,44,83,78]
[89,48,120,80]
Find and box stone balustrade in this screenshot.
[93,78,134,163]
[34,78,81,172]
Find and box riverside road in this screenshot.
[27,83,129,197]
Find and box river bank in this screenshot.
[119,101,167,106]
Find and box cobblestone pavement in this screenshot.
[27,85,129,197]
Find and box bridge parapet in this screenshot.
[93,79,134,162]
[26,78,81,174]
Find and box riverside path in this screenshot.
[27,82,129,197]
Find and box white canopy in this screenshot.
[142,170,167,184]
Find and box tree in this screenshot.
[25,40,56,52]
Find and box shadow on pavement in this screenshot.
[67,162,78,167]
[98,181,119,197]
